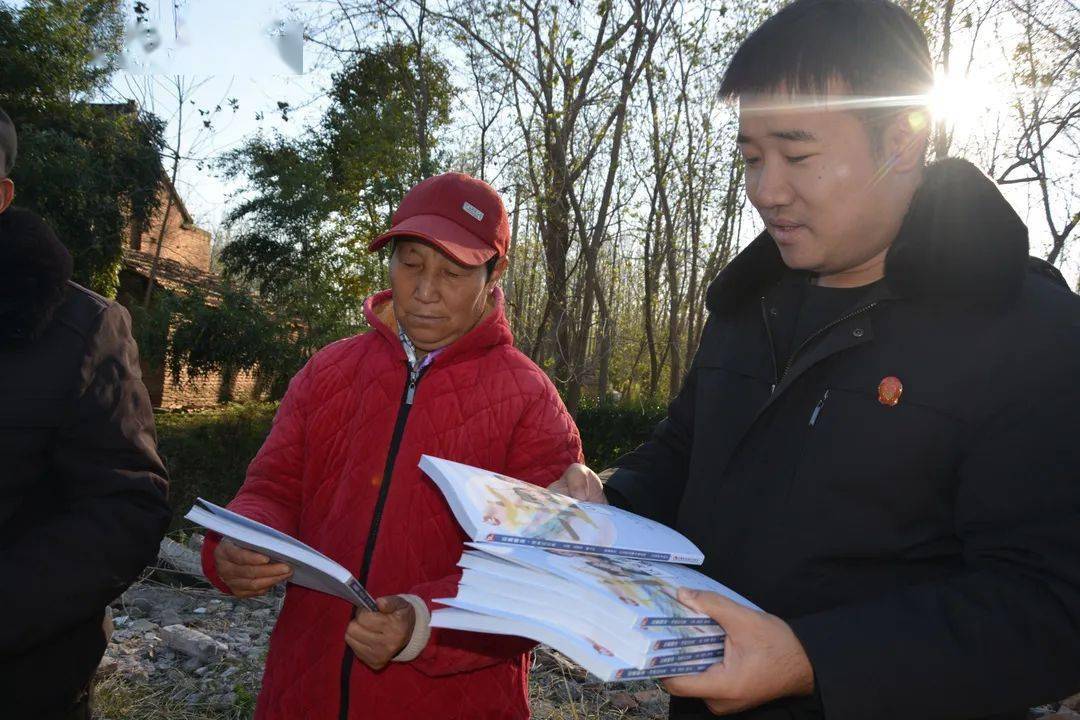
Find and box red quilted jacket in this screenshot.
[200,287,582,719]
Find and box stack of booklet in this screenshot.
[420,456,759,682]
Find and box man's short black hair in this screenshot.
[0,106,16,177]
[721,0,933,106]
[390,236,500,278]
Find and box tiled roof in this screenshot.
[122,247,227,300]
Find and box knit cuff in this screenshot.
[392,594,432,663]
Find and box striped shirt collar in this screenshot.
[398,329,443,372]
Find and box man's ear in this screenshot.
[882,109,929,174]
[0,178,14,214]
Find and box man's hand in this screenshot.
[662,589,815,716]
[213,539,292,598]
[345,595,417,671]
[548,463,608,504]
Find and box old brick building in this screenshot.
[117,176,267,409]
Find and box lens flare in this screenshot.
[928,67,1001,134]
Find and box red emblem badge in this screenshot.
[878,376,903,406]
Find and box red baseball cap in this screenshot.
[369,172,510,266]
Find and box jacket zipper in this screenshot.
[338,360,427,720]
[760,298,780,392]
[779,302,878,383]
[809,389,830,426]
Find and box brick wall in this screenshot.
[157,361,266,410]
[133,185,212,273]
[120,187,272,409]
[139,350,268,411]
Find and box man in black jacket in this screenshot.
[0,107,171,718]
[552,1,1080,718]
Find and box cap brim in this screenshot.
[370,214,497,267]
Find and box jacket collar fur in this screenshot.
[706,158,1039,315]
[0,207,73,347]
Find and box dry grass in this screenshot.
[529,648,667,720]
[93,647,663,720]
[93,672,254,720]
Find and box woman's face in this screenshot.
[388,239,506,352]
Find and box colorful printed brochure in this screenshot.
[418,455,704,564]
[185,498,377,611]
[461,544,759,628]
[421,456,761,683]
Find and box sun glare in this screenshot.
[928,67,1002,136]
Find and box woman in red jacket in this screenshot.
[200,173,583,719]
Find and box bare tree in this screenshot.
[436,0,676,411]
[996,0,1080,265]
[106,73,226,307]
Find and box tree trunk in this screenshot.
[933,0,955,160]
[596,237,618,403]
[505,182,521,314]
[143,77,183,309]
[414,0,435,177]
[643,211,660,399]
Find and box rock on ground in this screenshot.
[160,624,228,662]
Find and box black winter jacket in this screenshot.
[604,160,1080,720]
[0,208,171,717]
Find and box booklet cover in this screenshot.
[185,498,377,611]
[471,544,760,626]
[419,455,704,564]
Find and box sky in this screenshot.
[105,0,334,231]
[71,0,1079,286]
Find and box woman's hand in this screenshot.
[345,596,417,671]
[213,539,292,598]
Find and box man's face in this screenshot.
[388,239,505,352]
[737,91,919,281]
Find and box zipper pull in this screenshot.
[809,389,830,426]
[406,368,419,405]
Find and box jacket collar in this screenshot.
[0,207,73,348]
[362,285,513,367]
[706,158,1030,315]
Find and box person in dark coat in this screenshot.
[551,2,1080,718]
[0,106,171,719]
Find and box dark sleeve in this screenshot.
[0,303,171,656]
[789,327,1080,720]
[600,366,696,527]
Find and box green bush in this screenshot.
[156,403,277,530]
[156,400,667,529]
[576,400,667,469]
